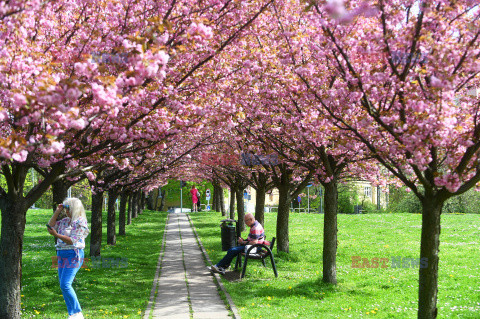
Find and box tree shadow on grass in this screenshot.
[223,275,373,302]
[223,269,242,282]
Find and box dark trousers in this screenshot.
[216,245,245,268]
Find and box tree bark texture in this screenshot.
[417,195,444,319]
[119,192,127,236]
[147,191,155,210]
[159,189,166,211]
[212,181,218,212]
[90,191,104,256]
[139,192,145,214]
[235,187,245,232]
[322,179,338,284]
[253,172,268,226]
[229,186,236,220]
[51,179,68,211]
[0,200,27,319]
[219,186,226,216]
[132,192,139,219]
[127,193,133,225]
[276,183,291,253]
[107,190,118,245]
[255,185,266,227]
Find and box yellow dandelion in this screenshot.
[137,311,141,314]
[267,296,272,301]
[251,303,255,306]
[366,312,370,315]
[288,286,292,289]
[375,308,378,310]
[34,310,40,314]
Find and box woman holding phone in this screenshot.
[47,198,90,319]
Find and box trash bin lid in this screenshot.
[220,219,236,226]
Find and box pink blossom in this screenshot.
[65,88,82,100]
[70,118,86,130]
[429,76,444,88]
[12,93,27,109]
[86,172,95,181]
[12,150,28,162]
[45,141,65,155]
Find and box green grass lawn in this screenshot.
[1,208,168,319]
[190,212,480,319]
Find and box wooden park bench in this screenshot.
[234,237,278,279]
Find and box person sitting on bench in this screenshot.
[210,213,265,275]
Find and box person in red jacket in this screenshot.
[190,185,199,212]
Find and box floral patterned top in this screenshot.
[54,217,90,250]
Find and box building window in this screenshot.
[364,186,372,198]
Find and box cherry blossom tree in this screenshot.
[0,0,274,316]
[286,1,480,317]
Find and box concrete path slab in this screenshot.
[144,213,237,319]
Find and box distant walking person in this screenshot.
[190,185,199,212]
[47,198,90,319]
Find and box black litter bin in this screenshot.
[220,219,237,251]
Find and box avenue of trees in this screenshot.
[1,1,479,318]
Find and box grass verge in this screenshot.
[189,211,480,319]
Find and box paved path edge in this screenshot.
[186,213,241,319]
[143,213,170,319]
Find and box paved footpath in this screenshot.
[144,212,237,319]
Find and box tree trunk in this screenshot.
[132,192,138,219]
[90,190,103,256]
[417,195,444,319]
[107,190,118,245]
[0,200,27,319]
[276,183,291,253]
[219,186,226,216]
[215,183,222,212]
[159,189,166,211]
[235,187,245,232]
[140,192,145,214]
[322,179,338,284]
[127,193,133,225]
[51,179,68,211]
[153,189,159,210]
[119,192,127,236]
[255,186,266,227]
[253,172,268,226]
[212,182,218,212]
[147,191,155,210]
[229,186,236,219]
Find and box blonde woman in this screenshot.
[47,198,90,319]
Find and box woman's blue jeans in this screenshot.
[216,245,245,268]
[57,249,84,315]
